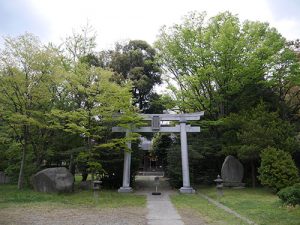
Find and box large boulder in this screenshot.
[31,167,74,193]
[221,155,245,187]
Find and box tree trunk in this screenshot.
[18,125,28,190]
[251,160,256,188]
[17,146,26,189]
[87,112,94,182]
[69,154,75,176]
[82,171,88,181]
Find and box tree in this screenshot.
[155,11,300,187]
[0,33,64,189]
[152,133,173,170]
[50,62,139,181]
[223,103,298,187]
[108,40,162,112]
[155,11,300,119]
[267,39,300,120]
[63,23,97,64]
[258,147,299,191]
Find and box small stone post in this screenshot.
[214,175,223,200]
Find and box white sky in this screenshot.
[1,0,300,50]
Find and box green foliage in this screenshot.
[167,144,182,187]
[258,147,299,191]
[48,61,139,180]
[0,33,65,188]
[63,23,97,63]
[108,40,162,112]
[143,93,167,114]
[99,142,141,189]
[156,11,300,118]
[277,183,300,206]
[152,133,173,170]
[223,103,298,160]
[222,103,298,187]
[0,32,140,188]
[165,132,221,187]
[156,11,300,188]
[4,143,37,184]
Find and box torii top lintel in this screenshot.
[139,112,204,121]
[112,112,204,133]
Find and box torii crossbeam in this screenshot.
[112,112,204,194]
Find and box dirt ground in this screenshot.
[0,177,207,225]
[0,205,147,225]
[0,203,207,225]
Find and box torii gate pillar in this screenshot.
[118,130,133,193]
[179,119,194,193]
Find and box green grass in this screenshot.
[171,194,249,225]
[171,187,300,225]
[0,184,146,209]
[200,187,300,225]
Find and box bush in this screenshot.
[277,183,300,206]
[258,147,299,191]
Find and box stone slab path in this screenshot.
[135,176,185,225]
[147,192,184,225]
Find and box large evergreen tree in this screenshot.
[108,40,162,112]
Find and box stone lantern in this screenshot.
[93,180,102,201]
[214,175,223,197]
[93,180,102,190]
[152,176,161,195]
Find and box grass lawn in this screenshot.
[0,184,146,209]
[171,186,300,225]
[172,193,249,225]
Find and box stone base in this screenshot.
[223,182,245,187]
[118,187,133,193]
[179,187,195,194]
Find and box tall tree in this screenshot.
[155,11,300,119]
[50,62,139,181]
[0,33,63,189]
[108,40,162,112]
[222,103,298,187]
[63,23,97,64]
[155,11,300,187]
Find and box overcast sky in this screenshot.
[0,0,300,50]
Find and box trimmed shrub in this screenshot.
[258,147,299,191]
[277,183,300,206]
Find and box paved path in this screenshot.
[135,176,185,225]
[147,192,184,225]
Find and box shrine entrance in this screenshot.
[112,112,204,194]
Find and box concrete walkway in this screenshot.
[147,192,184,225]
[135,176,185,225]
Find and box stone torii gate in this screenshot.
[112,112,204,193]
